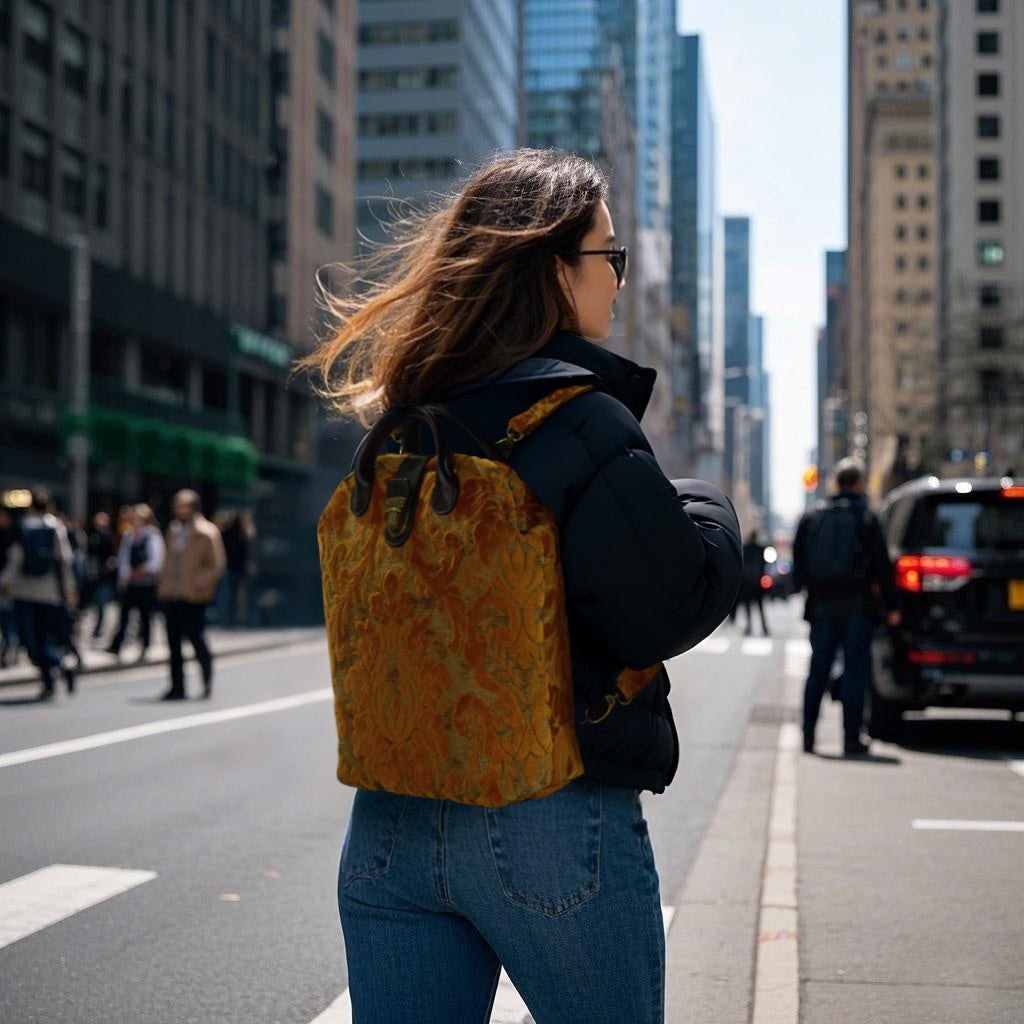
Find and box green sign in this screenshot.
[230,322,291,369]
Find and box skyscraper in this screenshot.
[935,0,1023,477]
[355,1,519,247]
[671,32,719,478]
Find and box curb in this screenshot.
[0,630,324,690]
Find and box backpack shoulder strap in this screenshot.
[496,384,594,459]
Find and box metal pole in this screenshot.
[69,234,91,521]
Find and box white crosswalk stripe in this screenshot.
[310,905,676,1024]
[739,637,773,657]
[0,864,157,951]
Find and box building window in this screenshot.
[206,29,216,93]
[895,288,908,304]
[916,255,929,271]
[315,184,333,236]
[895,193,907,210]
[896,26,909,42]
[917,225,929,241]
[895,51,911,69]
[918,25,930,39]
[895,224,907,240]
[205,123,215,189]
[976,32,999,54]
[916,289,932,304]
[977,114,1000,138]
[317,31,334,86]
[979,368,1005,401]
[977,157,999,180]
[316,107,334,161]
[22,0,53,72]
[144,78,156,151]
[976,73,999,97]
[358,66,459,92]
[60,146,86,215]
[976,0,998,12]
[978,199,1000,223]
[0,104,8,177]
[978,241,1004,266]
[98,44,110,113]
[916,194,929,210]
[916,164,928,179]
[21,121,51,197]
[121,68,133,141]
[979,283,1000,309]
[94,162,108,228]
[62,26,88,95]
[164,92,175,167]
[271,0,289,27]
[895,163,906,179]
[876,54,887,69]
[895,255,907,272]
[979,326,1003,349]
[358,19,459,45]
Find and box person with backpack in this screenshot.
[300,149,742,1023]
[792,458,900,756]
[106,504,164,660]
[0,489,78,699]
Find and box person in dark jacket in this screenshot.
[299,149,742,1024]
[792,458,900,756]
[735,532,770,637]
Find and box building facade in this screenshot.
[1,0,357,624]
[671,32,721,481]
[355,0,519,248]
[936,0,1023,477]
[818,249,849,493]
[847,0,938,499]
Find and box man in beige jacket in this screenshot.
[156,489,226,700]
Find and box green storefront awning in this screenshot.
[59,405,257,487]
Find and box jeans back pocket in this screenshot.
[340,790,408,888]
[485,781,602,917]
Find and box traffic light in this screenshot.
[802,464,819,491]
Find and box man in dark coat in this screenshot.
[792,458,900,756]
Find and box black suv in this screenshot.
[869,476,1024,740]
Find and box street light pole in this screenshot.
[69,235,91,521]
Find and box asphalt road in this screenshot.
[0,602,803,1024]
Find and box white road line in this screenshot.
[784,638,812,660]
[912,819,1024,832]
[1008,761,1024,780]
[0,864,156,951]
[751,722,800,1024]
[310,906,678,1024]
[0,689,333,770]
[739,637,773,657]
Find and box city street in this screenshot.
[1,601,1022,1023]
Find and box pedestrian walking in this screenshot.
[0,508,19,666]
[106,504,164,660]
[0,489,78,699]
[792,457,901,756]
[219,511,256,627]
[737,532,770,636]
[300,149,742,1023]
[156,489,226,700]
[81,511,119,641]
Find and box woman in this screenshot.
[301,149,741,1023]
[106,503,164,660]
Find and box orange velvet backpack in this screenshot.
[318,385,603,808]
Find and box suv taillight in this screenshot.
[895,554,973,592]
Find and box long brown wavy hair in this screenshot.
[296,149,608,420]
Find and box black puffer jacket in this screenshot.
[409,331,743,793]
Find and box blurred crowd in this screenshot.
[0,488,258,696]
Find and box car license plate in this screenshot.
[1009,580,1024,611]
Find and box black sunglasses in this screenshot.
[567,246,628,288]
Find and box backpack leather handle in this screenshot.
[351,406,459,517]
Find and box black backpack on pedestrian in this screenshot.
[803,501,871,596]
[129,534,149,569]
[20,521,57,577]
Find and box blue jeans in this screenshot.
[803,613,875,744]
[338,779,665,1023]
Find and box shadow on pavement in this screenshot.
[812,751,902,766]
[896,716,1024,760]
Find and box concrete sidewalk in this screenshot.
[0,618,325,690]
[664,642,1024,1023]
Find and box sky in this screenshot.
[678,0,846,524]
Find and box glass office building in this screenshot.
[355,0,519,245]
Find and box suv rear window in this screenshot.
[907,493,1024,551]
